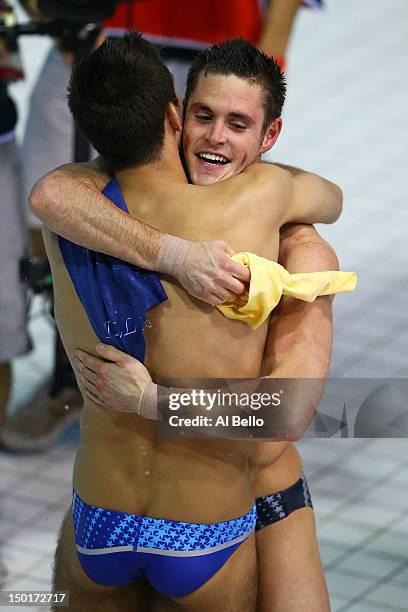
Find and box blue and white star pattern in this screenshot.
[73,490,256,554]
[255,473,313,531]
[72,489,257,597]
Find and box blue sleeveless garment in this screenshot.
[58,178,167,362]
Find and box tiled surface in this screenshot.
[2,0,408,610]
[3,440,408,611]
[298,439,408,611]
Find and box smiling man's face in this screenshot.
[182,73,281,186]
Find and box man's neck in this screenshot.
[116,142,187,194]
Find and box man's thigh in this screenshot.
[256,507,329,612]
[151,535,257,612]
[53,508,152,612]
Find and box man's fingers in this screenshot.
[85,388,105,406]
[96,343,128,364]
[224,244,235,257]
[203,281,243,305]
[75,349,103,374]
[84,379,100,397]
[77,370,103,403]
[75,356,103,382]
[77,370,99,394]
[207,293,223,306]
[77,363,100,387]
[226,258,251,283]
[180,238,251,304]
[209,283,242,304]
[214,291,238,304]
[218,275,246,297]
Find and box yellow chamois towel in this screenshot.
[218,252,357,330]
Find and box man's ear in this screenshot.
[260,118,282,154]
[166,102,183,136]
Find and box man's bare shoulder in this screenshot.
[207,162,292,206]
[49,159,111,192]
[234,161,291,189]
[244,161,290,180]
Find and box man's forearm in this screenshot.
[30,166,167,270]
[257,225,337,436]
[273,162,343,210]
[258,0,302,57]
[263,225,337,379]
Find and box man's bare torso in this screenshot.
[44,164,292,523]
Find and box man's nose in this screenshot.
[206,121,227,145]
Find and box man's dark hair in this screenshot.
[185,38,286,132]
[68,31,178,171]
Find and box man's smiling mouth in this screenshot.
[197,152,230,165]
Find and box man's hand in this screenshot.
[179,240,251,305]
[74,344,151,412]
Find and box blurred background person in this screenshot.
[0,8,30,433]
[104,0,323,91]
[0,4,29,584]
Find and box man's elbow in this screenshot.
[265,417,313,443]
[29,175,55,220]
[311,238,339,272]
[285,429,305,443]
[29,170,67,223]
[327,183,343,224]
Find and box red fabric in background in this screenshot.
[104,1,264,46]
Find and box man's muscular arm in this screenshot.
[29,162,250,305]
[252,224,337,451]
[240,162,342,226]
[257,0,302,58]
[250,224,334,612]
[263,223,337,380]
[275,162,343,225]
[253,224,337,438]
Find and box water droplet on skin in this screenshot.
[144,470,150,476]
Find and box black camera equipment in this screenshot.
[38,0,117,22]
[0,3,110,117]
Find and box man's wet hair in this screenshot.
[185,38,286,132]
[68,31,178,171]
